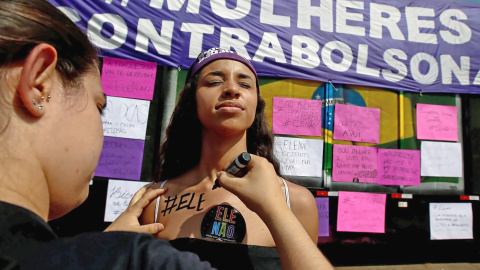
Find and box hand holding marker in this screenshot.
[212,152,251,190]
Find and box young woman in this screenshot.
[140,48,321,268]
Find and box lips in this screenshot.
[215,101,245,110]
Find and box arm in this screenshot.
[104,183,166,235]
[287,182,320,243]
[218,155,334,270]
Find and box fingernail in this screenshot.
[157,224,164,231]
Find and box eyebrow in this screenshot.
[205,70,254,80]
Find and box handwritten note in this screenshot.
[421,141,462,177]
[101,96,150,140]
[333,104,380,144]
[104,179,147,222]
[377,149,421,186]
[101,57,157,100]
[332,144,378,183]
[95,137,145,180]
[430,203,473,240]
[416,103,458,141]
[272,97,322,137]
[337,191,386,233]
[315,197,330,237]
[273,137,323,177]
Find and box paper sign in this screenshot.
[95,137,145,180]
[416,103,458,141]
[377,149,421,186]
[272,97,322,137]
[104,179,147,222]
[421,141,462,177]
[315,197,330,237]
[101,57,157,100]
[337,191,386,233]
[101,96,150,140]
[333,104,380,144]
[273,137,323,177]
[332,144,378,183]
[430,203,473,240]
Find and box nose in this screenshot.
[221,79,241,98]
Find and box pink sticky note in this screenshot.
[333,104,380,143]
[332,144,378,183]
[337,191,386,233]
[416,103,458,141]
[315,197,329,237]
[377,149,420,186]
[101,57,157,100]
[272,97,322,136]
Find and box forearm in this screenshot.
[260,205,334,270]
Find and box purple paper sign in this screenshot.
[95,137,145,180]
[416,103,458,141]
[332,144,378,183]
[315,197,330,237]
[101,57,157,100]
[337,191,386,234]
[377,149,421,186]
[272,97,322,136]
[333,104,380,144]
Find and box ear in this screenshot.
[17,43,57,117]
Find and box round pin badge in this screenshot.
[200,204,246,243]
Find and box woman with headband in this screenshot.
[141,48,329,269]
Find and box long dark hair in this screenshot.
[155,73,282,182]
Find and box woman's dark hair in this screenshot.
[155,73,282,181]
[0,0,99,88]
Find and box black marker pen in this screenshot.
[212,152,251,190]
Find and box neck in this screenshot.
[196,130,248,183]
[0,137,49,221]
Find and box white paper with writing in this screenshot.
[104,179,147,222]
[273,137,323,177]
[421,141,462,177]
[430,203,473,240]
[101,96,150,140]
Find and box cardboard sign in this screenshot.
[333,104,380,144]
[337,191,386,233]
[95,137,145,180]
[274,136,323,177]
[104,179,147,222]
[101,57,157,100]
[272,97,322,137]
[416,103,458,141]
[377,149,421,186]
[332,144,378,183]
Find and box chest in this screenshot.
[155,189,275,246]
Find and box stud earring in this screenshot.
[33,99,37,105]
[38,104,43,110]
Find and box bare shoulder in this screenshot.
[139,181,164,225]
[284,179,319,243]
[284,180,316,210]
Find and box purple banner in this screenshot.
[48,0,480,94]
[95,136,145,180]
